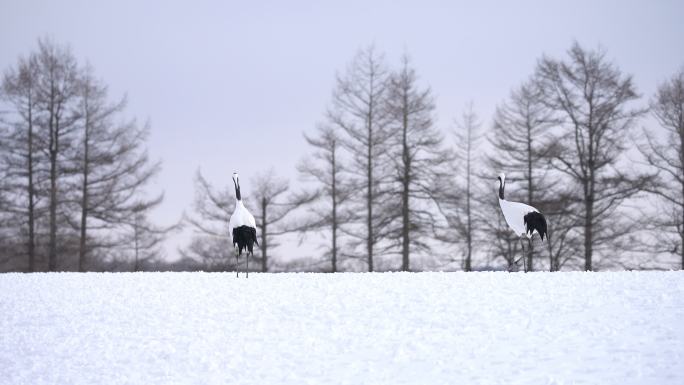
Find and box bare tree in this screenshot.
[444,104,482,271]
[33,38,81,271]
[638,68,684,269]
[329,45,391,271]
[1,51,43,271]
[183,170,237,271]
[1,38,163,272]
[124,198,172,271]
[536,42,647,271]
[0,110,14,268]
[72,65,161,271]
[297,124,352,272]
[384,55,453,271]
[250,169,311,272]
[542,187,583,271]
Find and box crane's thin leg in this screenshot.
[528,238,533,273]
[519,238,527,273]
[246,252,249,278]
[236,248,239,278]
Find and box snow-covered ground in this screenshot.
[1,272,682,385]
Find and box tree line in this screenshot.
[2,39,683,272]
[185,43,684,272]
[0,38,168,272]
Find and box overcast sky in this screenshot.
[2,0,683,260]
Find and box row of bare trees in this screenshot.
[479,42,679,271]
[469,43,681,272]
[310,48,456,272]
[3,39,682,272]
[0,38,166,272]
[187,42,683,272]
[639,70,684,269]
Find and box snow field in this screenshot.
[1,271,683,385]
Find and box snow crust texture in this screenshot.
[1,272,683,385]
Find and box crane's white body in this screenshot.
[229,200,257,239]
[499,198,539,238]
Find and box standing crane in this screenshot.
[229,172,259,277]
[497,173,548,272]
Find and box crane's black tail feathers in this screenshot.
[524,211,548,241]
[232,226,258,255]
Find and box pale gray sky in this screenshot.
[2,0,683,261]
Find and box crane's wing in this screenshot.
[500,199,538,236]
[229,210,240,240]
[244,211,257,230]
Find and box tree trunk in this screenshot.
[367,116,374,272]
[78,102,90,272]
[465,123,472,272]
[261,198,267,273]
[465,182,471,271]
[48,135,58,271]
[27,93,36,272]
[331,143,338,273]
[585,140,596,271]
[401,179,409,271]
[401,102,410,272]
[48,91,59,272]
[681,175,684,270]
[583,163,594,271]
[134,223,140,272]
[680,126,684,270]
[526,120,534,271]
[680,218,683,270]
[78,167,88,271]
[584,186,594,271]
[584,205,593,271]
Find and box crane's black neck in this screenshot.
[233,179,242,201]
[498,178,505,200]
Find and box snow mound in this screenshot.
[1,272,683,384]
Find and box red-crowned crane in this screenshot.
[229,172,258,277]
[497,173,548,272]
